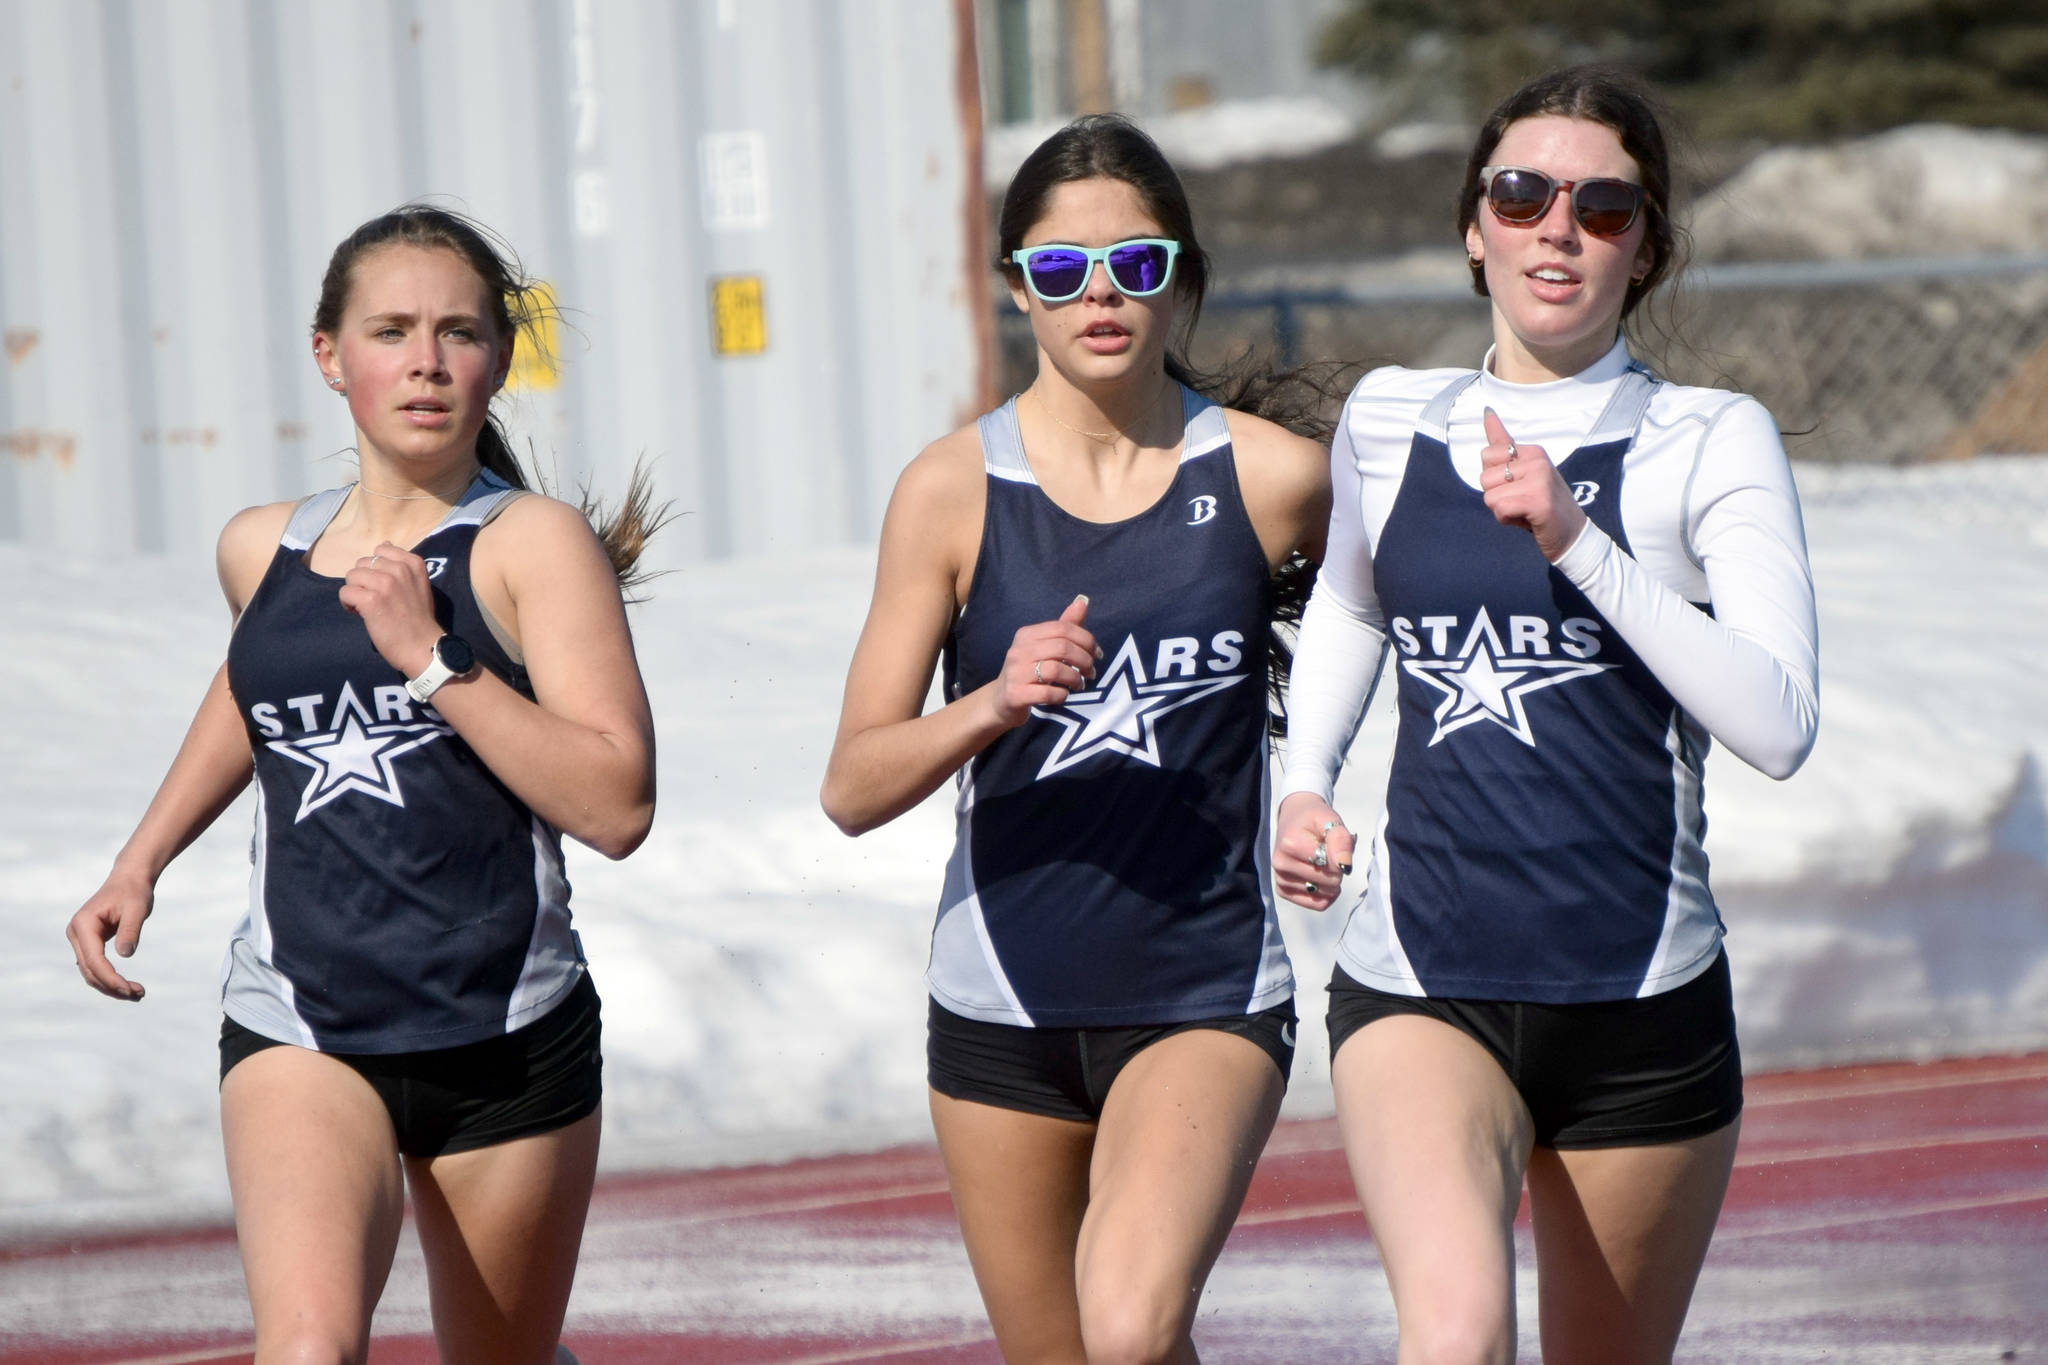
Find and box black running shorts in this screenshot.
[220,972,603,1158]
[928,996,1296,1122]
[1327,953,1741,1149]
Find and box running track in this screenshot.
[4,1053,2044,1363]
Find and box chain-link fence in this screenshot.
[996,255,2048,464]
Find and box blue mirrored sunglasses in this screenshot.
[1010,238,1182,303]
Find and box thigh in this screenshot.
[1077,1027,1285,1364]
[1332,1015,1532,1365]
[404,1108,602,1365]
[929,1087,1096,1365]
[1526,1119,1740,1365]
[221,1045,406,1363]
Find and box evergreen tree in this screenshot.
[1316,0,2048,139]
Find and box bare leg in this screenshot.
[1333,1016,1533,1365]
[1527,1119,1740,1365]
[404,1109,602,1365]
[929,1088,1095,1363]
[1075,1028,1285,1365]
[221,1047,406,1365]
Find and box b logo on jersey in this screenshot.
[1392,606,1615,748]
[251,682,453,821]
[1186,495,1218,526]
[1571,481,1600,507]
[1031,632,1248,778]
[423,556,450,579]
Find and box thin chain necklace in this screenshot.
[1031,379,1173,446]
[354,463,481,503]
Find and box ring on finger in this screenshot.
[1311,844,1329,870]
[1502,464,1515,482]
[1301,880,1318,895]
[1032,660,1046,685]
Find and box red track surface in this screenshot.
[4,1053,2045,1363]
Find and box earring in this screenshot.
[1468,254,1483,268]
[327,377,345,393]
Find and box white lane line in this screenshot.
[1737,1125,2048,1167]
[1718,1185,2048,1241]
[1749,1061,2048,1107]
[1230,1129,2048,1232]
[101,1348,251,1365]
[1235,1198,1364,1228]
[595,1180,954,1235]
[770,1330,998,1363]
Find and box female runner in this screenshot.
[822,115,1330,1364]
[66,206,658,1365]
[1274,67,1820,1363]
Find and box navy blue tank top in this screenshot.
[220,473,584,1052]
[1354,366,1717,1002]
[924,389,1295,1027]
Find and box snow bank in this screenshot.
[1,456,2043,1234]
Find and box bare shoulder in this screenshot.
[484,489,609,551]
[474,491,619,611]
[1222,409,1332,564]
[216,500,297,613]
[1222,409,1329,499]
[888,423,987,523]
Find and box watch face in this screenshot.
[436,634,476,675]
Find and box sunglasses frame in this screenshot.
[1009,238,1183,303]
[1478,165,1648,237]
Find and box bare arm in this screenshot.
[349,495,657,859]
[66,502,290,1000]
[820,436,1098,836]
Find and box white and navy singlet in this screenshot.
[1282,338,1819,1004]
[927,388,1294,1028]
[221,472,584,1053]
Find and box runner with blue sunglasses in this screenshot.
[823,114,1335,1362]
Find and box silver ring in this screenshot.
[1311,844,1329,870]
[1502,464,1515,482]
[1032,660,1044,684]
[369,553,381,567]
[1506,441,1518,458]
[1321,820,1340,836]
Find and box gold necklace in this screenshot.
[1031,380,1173,446]
[355,464,480,502]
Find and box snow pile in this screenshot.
[1691,124,2048,261]
[1,455,2044,1235]
[985,96,1360,188]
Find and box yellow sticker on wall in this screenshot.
[711,275,767,356]
[506,282,561,393]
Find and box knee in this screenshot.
[1077,1289,1188,1365]
[253,1330,367,1365]
[1396,1314,1515,1365]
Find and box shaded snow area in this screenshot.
[2,456,2044,1237]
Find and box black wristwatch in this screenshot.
[405,633,477,703]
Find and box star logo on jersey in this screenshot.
[266,682,453,821]
[1031,635,1246,778]
[1402,608,1615,748]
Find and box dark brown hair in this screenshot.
[313,204,668,593]
[1458,65,1686,321]
[996,114,1213,393]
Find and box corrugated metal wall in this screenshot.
[0,0,991,564]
